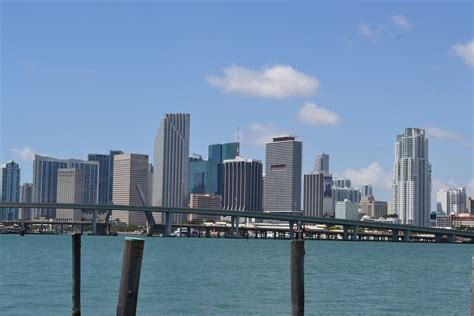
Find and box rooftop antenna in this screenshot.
[236,126,240,156]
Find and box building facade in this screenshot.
[436,188,467,215]
[88,150,123,204]
[0,161,21,220]
[303,172,334,217]
[56,168,84,222]
[32,155,99,219]
[188,193,222,222]
[314,153,329,174]
[20,183,33,220]
[335,199,360,221]
[112,154,150,226]
[153,113,190,224]
[264,136,302,212]
[360,195,388,219]
[222,157,263,213]
[391,128,432,226]
[360,184,373,198]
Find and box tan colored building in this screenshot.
[111,154,149,226]
[360,195,388,219]
[56,168,84,222]
[187,194,222,222]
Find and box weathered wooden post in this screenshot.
[291,240,305,316]
[72,233,81,316]
[117,238,145,316]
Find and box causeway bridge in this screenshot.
[1,202,473,243]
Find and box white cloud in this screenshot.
[451,39,474,67]
[297,102,341,126]
[426,126,472,147]
[243,123,288,147]
[207,65,319,98]
[391,14,412,30]
[359,23,375,38]
[339,162,392,193]
[10,147,37,161]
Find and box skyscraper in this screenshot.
[0,161,20,220]
[360,184,373,198]
[153,113,190,224]
[314,153,329,174]
[88,150,123,204]
[303,172,333,217]
[33,155,99,219]
[391,128,432,226]
[56,168,84,222]
[112,154,149,225]
[436,188,467,214]
[20,183,33,220]
[264,136,302,212]
[222,157,263,212]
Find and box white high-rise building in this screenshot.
[56,168,84,222]
[153,113,190,224]
[437,188,467,215]
[391,128,432,226]
[111,154,149,226]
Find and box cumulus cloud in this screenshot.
[10,147,37,161]
[391,14,412,29]
[426,126,472,147]
[340,162,392,193]
[243,123,288,147]
[297,102,341,126]
[451,39,474,67]
[207,65,319,98]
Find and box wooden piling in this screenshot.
[291,240,305,316]
[72,233,81,316]
[117,238,145,316]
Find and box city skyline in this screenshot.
[1,2,473,203]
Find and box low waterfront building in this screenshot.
[335,199,359,221]
[360,196,388,219]
[187,193,222,222]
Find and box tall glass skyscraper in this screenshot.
[264,135,302,212]
[88,150,123,204]
[153,113,190,224]
[391,128,432,226]
[0,161,20,220]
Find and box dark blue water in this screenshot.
[0,235,472,315]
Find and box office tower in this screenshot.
[188,193,222,222]
[437,188,467,214]
[33,155,99,219]
[111,154,149,225]
[467,196,473,215]
[264,136,302,212]
[207,142,240,195]
[332,178,361,203]
[153,113,190,224]
[314,153,329,173]
[222,157,263,212]
[20,183,33,220]
[391,128,432,226]
[360,184,373,198]
[360,196,388,218]
[88,150,123,204]
[335,199,360,220]
[303,172,334,217]
[56,168,84,222]
[0,161,20,220]
[189,155,207,194]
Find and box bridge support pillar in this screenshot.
[92,210,97,235]
[448,234,456,243]
[435,234,442,243]
[403,230,410,242]
[235,216,240,236]
[289,221,295,240]
[343,226,349,241]
[392,229,399,242]
[205,227,211,238]
[352,226,359,240]
[164,212,172,237]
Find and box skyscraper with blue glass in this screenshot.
[0,161,20,220]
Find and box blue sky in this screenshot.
[1,1,473,201]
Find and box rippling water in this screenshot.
[0,235,473,315]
